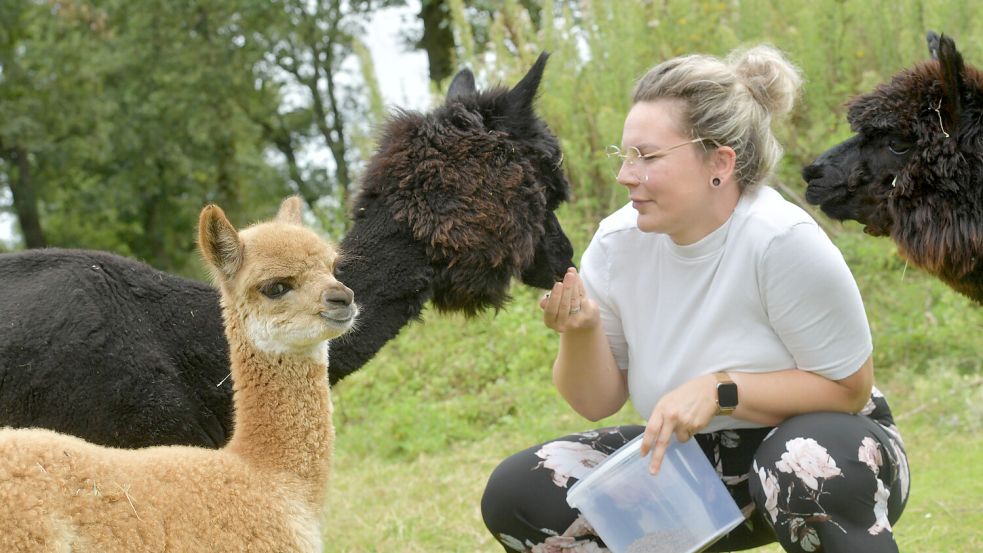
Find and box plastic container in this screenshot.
[566,434,744,553]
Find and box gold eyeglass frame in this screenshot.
[606,137,720,166]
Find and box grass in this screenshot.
[322,230,983,552]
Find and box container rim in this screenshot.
[567,434,649,505]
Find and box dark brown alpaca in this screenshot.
[803,32,983,304]
[0,54,574,449]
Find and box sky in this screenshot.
[0,4,431,248]
[0,189,13,248]
[365,3,431,111]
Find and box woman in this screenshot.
[481,45,909,553]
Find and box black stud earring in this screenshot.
[711,177,721,187]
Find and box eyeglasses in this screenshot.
[606,137,719,168]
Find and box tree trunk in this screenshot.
[274,126,321,209]
[306,0,351,208]
[5,147,46,248]
[417,0,455,84]
[144,160,168,269]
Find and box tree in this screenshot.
[416,0,454,83]
[242,0,395,234]
[414,0,545,86]
[54,0,288,271]
[0,1,371,271]
[0,1,112,249]
[1,0,406,271]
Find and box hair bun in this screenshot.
[729,45,803,117]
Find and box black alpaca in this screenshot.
[803,32,983,304]
[0,54,574,448]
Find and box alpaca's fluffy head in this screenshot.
[353,53,574,314]
[199,197,357,357]
[803,32,983,288]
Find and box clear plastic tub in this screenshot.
[566,434,744,553]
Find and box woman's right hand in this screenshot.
[540,267,599,333]
[545,268,627,420]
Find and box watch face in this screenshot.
[717,383,739,408]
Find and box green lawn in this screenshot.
[324,369,982,552]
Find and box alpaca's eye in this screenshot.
[887,139,913,155]
[260,281,292,299]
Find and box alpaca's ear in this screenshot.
[927,30,941,60]
[275,196,304,225]
[198,204,243,281]
[937,34,966,131]
[505,52,549,113]
[447,68,477,100]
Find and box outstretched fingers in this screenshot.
[541,268,583,331]
[640,411,677,475]
[570,270,587,315]
[640,377,717,474]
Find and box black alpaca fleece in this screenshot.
[0,54,574,449]
[803,32,983,304]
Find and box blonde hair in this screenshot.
[632,45,803,189]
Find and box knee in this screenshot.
[751,412,869,468]
[481,449,529,531]
[749,413,862,519]
[749,412,907,542]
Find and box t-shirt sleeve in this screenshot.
[760,222,873,380]
[579,232,630,371]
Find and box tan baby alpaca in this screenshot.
[0,197,357,552]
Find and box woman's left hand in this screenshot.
[639,374,718,474]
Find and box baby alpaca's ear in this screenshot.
[275,196,304,225]
[198,204,243,281]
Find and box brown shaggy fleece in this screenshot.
[353,53,570,314]
[804,32,983,304]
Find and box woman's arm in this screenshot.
[545,268,629,421]
[729,356,873,426]
[640,357,873,474]
[553,325,629,421]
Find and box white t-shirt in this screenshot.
[580,185,873,432]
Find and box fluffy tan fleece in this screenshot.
[0,197,356,552]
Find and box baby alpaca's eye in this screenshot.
[260,281,292,299]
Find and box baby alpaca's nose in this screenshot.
[323,284,354,309]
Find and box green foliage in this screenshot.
[0,0,290,271]
[0,0,391,274]
[835,230,983,375]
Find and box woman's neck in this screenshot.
[670,188,741,246]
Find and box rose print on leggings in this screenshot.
[788,517,822,552]
[533,441,608,488]
[498,515,608,553]
[858,436,883,472]
[868,479,893,536]
[756,465,781,523]
[753,437,847,551]
[858,436,894,536]
[775,438,842,490]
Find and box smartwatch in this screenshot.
[714,372,738,416]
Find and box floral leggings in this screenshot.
[481,389,909,552]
